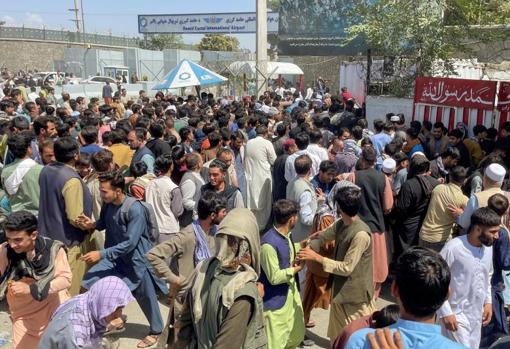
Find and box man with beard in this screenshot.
[201,159,244,212]
[128,128,155,174]
[429,147,460,183]
[188,208,267,349]
[146,191,227,348]
[438,207,500,348]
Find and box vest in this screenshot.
[286,177,317,241]
[145,176,180,235]
[180,171,205,227]
[38,163,93,247]
[474,187,503,208]
[131,146,154,167]
[201,183,240,212]
[355,168,386,233]
[259,228,293,311]
[196,260,267,349]
[330,219,374,304]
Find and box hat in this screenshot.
[283,138,296,151]
[382,158,396,174]
[390,115,400,122]
[411,151,427,159]
[485,163,506,182]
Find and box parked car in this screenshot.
[79,76,117,84]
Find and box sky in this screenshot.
[1,0,259,51]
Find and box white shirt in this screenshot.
[28,92,39,102]
[437,235,492,348]
[307,144,328,163]
[284,149,321,182]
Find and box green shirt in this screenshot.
[1,158,43,216]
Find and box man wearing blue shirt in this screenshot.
[345,247,465,349]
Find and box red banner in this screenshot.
[414,77,497,110]
[497,81,510,112]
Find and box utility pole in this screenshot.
[256,0,268,95]
[69,0,81,33]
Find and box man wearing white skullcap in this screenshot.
[457,163,507,229]
[382,158,396,175]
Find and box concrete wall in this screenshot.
[365,95,414,127]
[0,40,68,71]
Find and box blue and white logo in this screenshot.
[179,72,191,81]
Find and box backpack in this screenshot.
[120,196,160,244]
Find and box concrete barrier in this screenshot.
[365,95,414,126]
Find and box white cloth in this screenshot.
[305,87,314,100]
[284,150,321,183]
[437,235,492,349]
[4,158,38,196]
[28,92,39,102]
[307,144,328,163]
[244,136,277,228]
[145,176,181,235]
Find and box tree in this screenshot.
[139,34,184,51]
[267,0,280,12]
[197,34,240,52]
[344,0,510,97]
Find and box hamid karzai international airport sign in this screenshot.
[138,12,279,34]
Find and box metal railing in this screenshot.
[0,25,140,47]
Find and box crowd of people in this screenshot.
[0,75,510,349]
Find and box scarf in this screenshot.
[0,236,63,301]
[4,158,38,196]
[192,220,214,267]
[53,276,134,348]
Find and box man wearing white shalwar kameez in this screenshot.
[244,126,277,230]
[438,207,500,349]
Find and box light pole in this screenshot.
[256,0,268,95]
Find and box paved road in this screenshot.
[0,285,393,349]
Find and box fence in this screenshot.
[0,25,140,47]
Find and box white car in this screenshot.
[79,76,117,84]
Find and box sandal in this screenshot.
[305,320,316,328]
[137,334,159,348]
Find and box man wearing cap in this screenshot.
[457,163,507,230]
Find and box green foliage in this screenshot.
[138,34,184,51]
[267,0,280,12]
[345,0,510,97]
[197,34,240,52]
[445,0,510,25]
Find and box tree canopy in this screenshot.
[139,34,184,51]
[197,34,240,52]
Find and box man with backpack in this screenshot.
[76,171,167,349]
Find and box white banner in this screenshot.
[138,12,279,34]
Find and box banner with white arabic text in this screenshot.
[414,76,497,110]
[138,12,279,34]
[413,77,497,129]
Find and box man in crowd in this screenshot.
[346,247,465,348]
[448,129,471,169]
[188,208,267,349]
[419,166,469,252]
[429,147,460,182]
[146,192,227,348]
[354,146,393,297]
[201,159,244,212]
[76,172,167,348]
[438,207,500,348]
[128,128,155,174]
[428,122,449,159]
[145,154,183,241]
[457,163,506,230]
[146,120,172,159]
[1,132,43,215]
[37,137,93,296]
[299,186,375,344]
[0,211,72,349]
[260,200,305,349]
[285,132,320,182]
[245,125,277,230]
